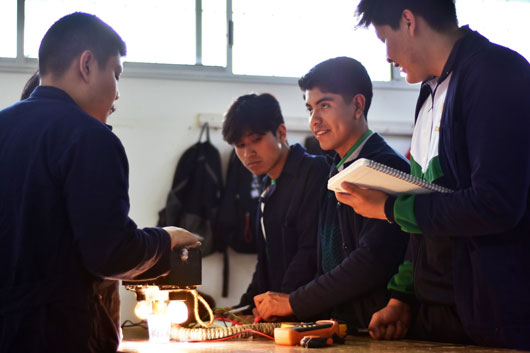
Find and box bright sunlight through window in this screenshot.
[0,1,17,58]
[2,0,529,80]
[232,0,390,80]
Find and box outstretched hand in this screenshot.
[163,226,201,249]
[335,182,388,220]
[254,291,293,321]
[368,298,411,340]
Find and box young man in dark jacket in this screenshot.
[348,0,530,349]
[254,57,410,332]
[0,13,197,353]
[222,93,329,315]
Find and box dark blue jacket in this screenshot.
[0,87,172,353]
[409,28,530,349]
[239,144,328,307]
[290,134,409,329]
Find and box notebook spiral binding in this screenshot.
[366,159,452,193]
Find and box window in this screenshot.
[24,0,226,66]
[201,0,227,67]
[3,1,529,81]
[231,0,390,81]
[0,1,17,58]
[2,0,393,81]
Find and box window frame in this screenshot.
[0,0,412,89]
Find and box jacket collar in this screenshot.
[415,26,490,121]
[423,26,489,87]
[31,85,77,105]
[440,26,489,81]
[262,143,306,186]
[31,86,113,131]
[277,143,306,178]
[331,132,379,168]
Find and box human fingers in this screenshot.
[393,320,408,339]
[335,191,355,203]
[383,323,397,340]
[164,226,201,249]
[340,181,362,194]
[256,305,273,321]
[253,293,266,305]
[369,326,381,340]
[368,312,385,339]
[253,297,268,319]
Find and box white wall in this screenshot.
[0,70,419,323]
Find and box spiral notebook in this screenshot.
[328,158,453,195]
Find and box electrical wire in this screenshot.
[121,319,147,329]
[170,322,280,341]
[163,288,215,327]
[212,307,253,324]
[191,288,215,327]
[194,329,275,342]
[126,288,279,342]
[213,317,236,328]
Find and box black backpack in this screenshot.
[304,135,336,159]
[215,149,262,254]
[157,123,222,256]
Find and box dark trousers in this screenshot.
[408,302,472,345]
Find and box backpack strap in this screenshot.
[198,122,210,143]
[222,248,229,298]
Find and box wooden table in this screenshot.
[119,327,526,353]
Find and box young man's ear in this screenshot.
[352,94,366,120]
[276,124,287,142]
[401,9,417,36]
[79,50,95,82]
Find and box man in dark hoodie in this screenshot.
[346,0,530,349]
[0,12,197,353]
[254,57,409,333]
[222,93,329,317]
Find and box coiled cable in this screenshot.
[171,322,280,341]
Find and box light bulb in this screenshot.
[134,300,151,321]
[167,300,188,324]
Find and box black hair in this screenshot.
[298,56,373,119]
[20,71,40,100]
[222,93,284,145]
[356,0,458,31]
[38,12,126,77]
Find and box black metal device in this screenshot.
[123,247,202,300]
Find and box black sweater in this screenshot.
[240,144,329,307]
[290,133,409,330]
[0,87,172,353]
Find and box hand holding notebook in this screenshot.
[328,158,452,195]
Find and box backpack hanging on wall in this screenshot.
[215,149,262,254]
[157,123,222,256]
[304,135,336,159]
